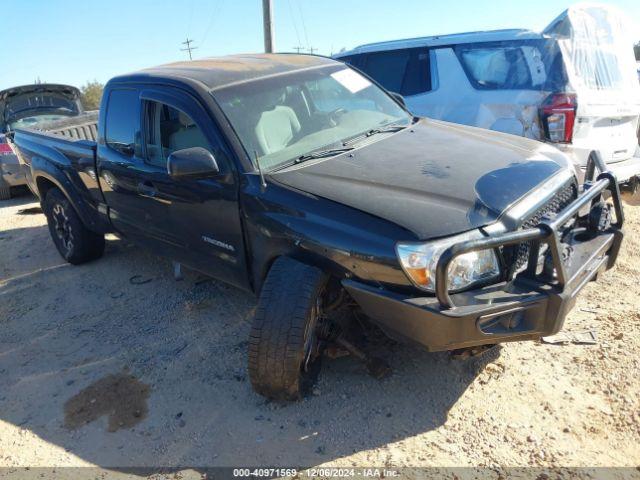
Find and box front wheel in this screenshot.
[248,257,329,401]
[43,188,105,264]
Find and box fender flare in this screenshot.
[251,246,351,296]
[32,157,107,234]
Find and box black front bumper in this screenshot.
[344,163,624,352]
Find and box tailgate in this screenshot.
[573,99,640,164]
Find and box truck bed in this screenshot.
[10,114,109,233]
[30,111,99,142]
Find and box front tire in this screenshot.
[43,188,105,264]
[248,257,328,401]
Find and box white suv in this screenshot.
[335,6,640,186]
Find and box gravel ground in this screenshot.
[0,191,639,475]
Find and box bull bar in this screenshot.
[435,151,624,309]
[343,151,625,351]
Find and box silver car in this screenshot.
[336,6,640,187]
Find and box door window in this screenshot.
[143,101,211,167]
[105,89,140,156]
[357,48,431,96]
[362,50,410,93]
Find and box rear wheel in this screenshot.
[0,184,11,200]
[43,188,105,264]
[248,257,329,401]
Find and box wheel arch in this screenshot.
[34,171,83,219]
[32,159,110,234]
[35,175,61,202]
[251,247,349,297]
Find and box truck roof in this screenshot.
[114,54,338,91]
[335,28,545,56]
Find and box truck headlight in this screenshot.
[396,230,500,293]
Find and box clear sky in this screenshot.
[1,0,639,90]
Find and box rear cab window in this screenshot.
[344,47,431,96]
[454,40,566,91]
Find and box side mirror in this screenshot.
[390,92,406,108]
[167,147,219,180]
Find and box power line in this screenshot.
[297,1,310,50]
[287,0,302,50]
[181,38,198,60]
[187,0,195,36]
[200,0,223,47]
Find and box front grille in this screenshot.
[505,181,578,276]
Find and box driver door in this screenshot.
[138,87,249,289]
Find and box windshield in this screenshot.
[214,65,410,171]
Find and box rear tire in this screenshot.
[248,257,328,401]
[0,186,11,200]
[43,188,105,264]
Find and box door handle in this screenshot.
[137,181,157,197]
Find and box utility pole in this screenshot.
[292,46,304,53]
[308,46,317,54]
[181,38,198,60]
[262,0,274,53]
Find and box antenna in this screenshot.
[254,151,267,190]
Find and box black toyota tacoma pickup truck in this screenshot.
[11,54,624,401]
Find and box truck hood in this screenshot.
[0,84,82,131]
[272,119,569,239]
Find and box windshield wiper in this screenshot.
[269,147,354,173]
[342,123,408,147]
[295,147,354,163]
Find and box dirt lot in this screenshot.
[1,191,639,474]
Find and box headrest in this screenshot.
[178,111,194,127]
